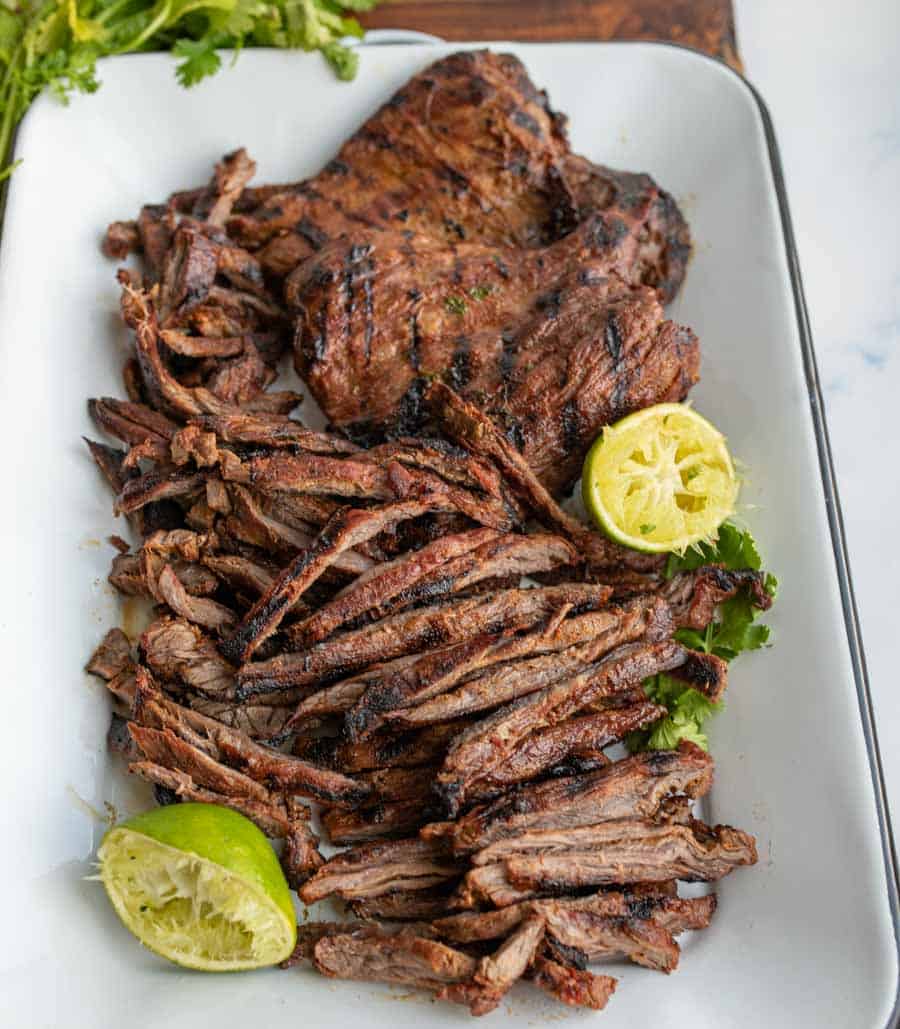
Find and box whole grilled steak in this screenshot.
[228,49,689,297]
[288,218,698,492]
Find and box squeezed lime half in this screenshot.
[98,803,296,971]
[582,403,738,554]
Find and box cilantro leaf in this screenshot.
[665,521,762,577]
[627,675,720,754]
[1,0,378,181]
[173,37,222,87]
[630,522,776,753]
[322,40,358,82]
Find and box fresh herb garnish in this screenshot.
[639,523,655,535]
[468,283,494,301]
[0,0,378,180]
[628,522,777,753]
[445,295,467,315]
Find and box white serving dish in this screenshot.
[0,39,896,1029]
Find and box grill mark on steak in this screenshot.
[436,740,713,854]
[238,584,612,698]
[434,639,697,814]
[385,596,672,732]
[221,500,436,663]
[464,701,668,803]
[428,382,663,572]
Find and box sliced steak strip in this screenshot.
[432,883,683,943]
[662,565,774,629]
[192,412,359,454]
[115,469,206,516]
[156,564,236,634]
[350,888,455,922]
[528,957,617,1010]
[357,531,577,632]
[295,720,470,773]
[211,724,370,807]
[313,929,476,996]
[128,725,271,802]
[290,527,500,647]
[435,639,695,813]
[241,584,612,698]
[86,628,134,681]
[89,396,177,445]
[141,616,236,696]
[428,381,663,573]
[238,450,392,500]
[322,800,432,844]
[387,596,672,731]
[505,820,757,891]
[221,500,438,663]
[470,799,693,866]
[545,913,681,973]
[281,807,325,889]
[298,837,463,904]
[129,761,291,837]
[440,915,546,1016]
[287,654,424,727]
[437,741,713,854]
[464,701,667,802]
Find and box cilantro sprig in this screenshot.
[0,0,377,183]
[628,522,777,753]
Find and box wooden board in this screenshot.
[361,0,742,71]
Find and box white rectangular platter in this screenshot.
[0,39,896,1029]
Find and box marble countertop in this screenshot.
[738,0,900,820]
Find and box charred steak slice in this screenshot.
[312,929,477,997]
[504,820,758,891]
[298,837,464,904]
[437,741,714,854]
[238,583,612,698]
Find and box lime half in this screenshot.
[581,403,738,554]
[98,803,296,971]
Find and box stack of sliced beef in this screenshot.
[85,48,768,1017]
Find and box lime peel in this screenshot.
[98,803,296,971]
[581,403,738,554]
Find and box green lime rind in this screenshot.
[581,403,738,554]
[98,803,296,972]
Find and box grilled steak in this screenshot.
[435,742,714,854]
[238,584,612,698]
[226,50,688,296]
[504,820,757,891]
[290,226,698,494]
[464,702,668,802]
[298,837,463,904]
[312,929,477,995]
[529,957,617,1010]
[386,596,673,732]
[434,640,702,812]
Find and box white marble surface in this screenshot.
[738,0,900,821]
